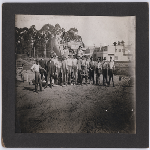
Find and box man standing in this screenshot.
[81,56,88,85]
[57,56,62,85]
[89,57,95,84]
[53,54,59,85]
[96,58,102,85]
[108,57,115,85]
[67,55,73,85]
[102,57,108,86]
[39,57,46,80]
[86,56,90,83]
[77,55,82,85]
[72,54,78,85]
[44,56,55,89]
[94,59,98,85]
[63,46,69,59]
[31,59,44,93]
[61,56,68,86]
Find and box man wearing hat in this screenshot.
[31,59,45,93]
[89,56,95,84]
[44,56,55,89]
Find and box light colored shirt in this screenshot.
[62,59,68,70]
[82,60,87,66]
[53,58,58,67]
[67,58,73,66]
[77,59,82,70]
[63,49,69,58]
[94,61,98,68]
[102,61,108,69]
[31,64,40,72]
[57,61,62,68]
[109,61,114,69]
[98,62,102,69]
[72,58,77,66]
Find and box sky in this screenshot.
[15,15,135,47]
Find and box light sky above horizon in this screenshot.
[15,15,135,47]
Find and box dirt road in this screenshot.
[15,75,135,133]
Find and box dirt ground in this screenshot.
[15,75,136,133]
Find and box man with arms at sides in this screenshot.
[67,54,73,85]
[44,56,55,89]
[89,56,95,84]
[31,59,46,93]
[57,56,62,86]
[53,53,59,85]
[96,58,102,85]
[102,57,108,86]
[108,56,115,86]
[61,56,68,86]
[72,54,78,85]
[39,56,46,81]
[81,55,88,85]
[77,55,82,85]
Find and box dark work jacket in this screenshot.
[39,59,44,68]
[39,59,45,73]
[89,61,95,70]
[47,60,55,75]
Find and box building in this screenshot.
[92,44,134,62]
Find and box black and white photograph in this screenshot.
[15,15,136,133]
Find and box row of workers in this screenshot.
[31,55,115,93]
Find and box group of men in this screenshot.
[31,53,115,93]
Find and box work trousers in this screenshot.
[96,68,101,85]
[78,69,82,84]
[109,69,113,83]
[40,70,47,82]
[81,66,88,84]
[89,69,94,84]
[46,73,54,88]
[67,66,72,84]
[103,69,107,85]
[54,67,59,85]
[72,66,77,84]
[57,68,62,85]
[35,72,42,92]
[62,69,68,85]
